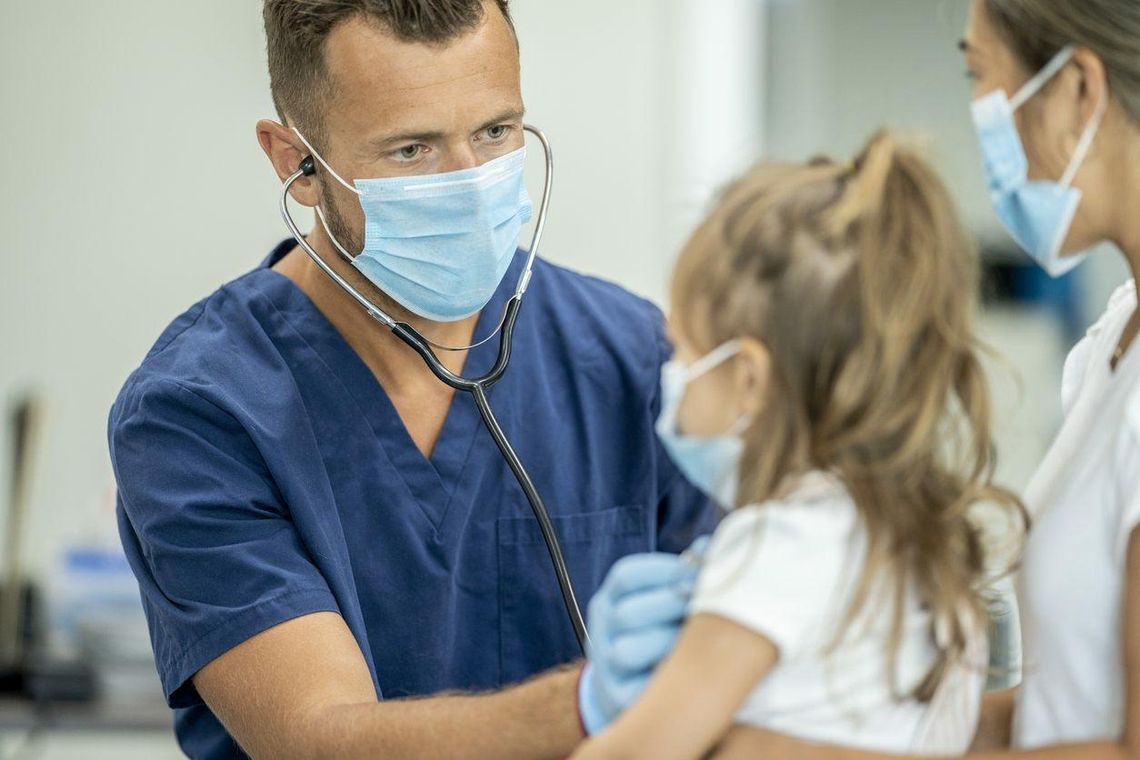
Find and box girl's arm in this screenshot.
[710,524,1140,760]
[570,613,778,760]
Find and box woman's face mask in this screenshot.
[970,45,1106,277]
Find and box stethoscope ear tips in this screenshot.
[299,155,316,177]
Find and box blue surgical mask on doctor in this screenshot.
[656,340,751,509]
[971,45,1106,278]
[294,128,533,322]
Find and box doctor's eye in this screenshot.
[481,124,513,143]
[392,144,427,162]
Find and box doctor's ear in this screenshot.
[256,118,320,207]
[733,338,772,417]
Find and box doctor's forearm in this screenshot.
[301,665,585,760]
[195,613,585,759]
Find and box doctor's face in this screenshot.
[312,3,525,254]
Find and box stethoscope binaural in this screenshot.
[279,125,589,653]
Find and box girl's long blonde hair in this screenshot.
[672,131,1026,700]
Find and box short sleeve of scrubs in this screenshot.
[111,379,339,707]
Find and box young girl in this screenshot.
[571,131,1024,760]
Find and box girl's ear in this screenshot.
[734,338,771,418]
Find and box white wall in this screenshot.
[514,0,766,305]
[766,0,990,228]
[1,1,284,581]
[660,1,767,273]
[0,1,767,582]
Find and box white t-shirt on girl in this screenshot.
[689,471,987,754]
[1015,280,1140,749]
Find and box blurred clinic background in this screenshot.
[0,0,1131,757]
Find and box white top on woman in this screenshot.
[1016,281,1140,749]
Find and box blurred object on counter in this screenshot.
[1,393,97,702]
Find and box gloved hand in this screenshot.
[577,537,709,735]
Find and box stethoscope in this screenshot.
[279,125,589,653]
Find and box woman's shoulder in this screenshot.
[1063,280,1137,414]
[1107,279,1138,315]
[1084,280,1135,346]
[1107,281,1140,433]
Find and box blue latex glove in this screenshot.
[578,537,710,735]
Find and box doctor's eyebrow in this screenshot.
[958,38,974,53]
[472,109,527,134]
[367,109,526,152]
[369,128,448,150]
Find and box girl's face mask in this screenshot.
[655,340,751,509]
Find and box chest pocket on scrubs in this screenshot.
[497,504,647,685]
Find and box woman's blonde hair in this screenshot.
[672,131,1025,700]
[983,0,1140,123]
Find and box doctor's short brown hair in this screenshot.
[263,0,514,146]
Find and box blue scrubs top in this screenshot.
[109,241,715,759]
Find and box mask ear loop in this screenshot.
[313,206,355,266]
[681,339,755,436]
[1009,45,1075,112]
[292,128,361,195]
[1058,92,1108,190]
[684,340,744,381]
[420,311,513,351]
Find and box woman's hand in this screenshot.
[971,689,1017,751]
[711,726,807,760]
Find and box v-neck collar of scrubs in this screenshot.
[249,240,525,531]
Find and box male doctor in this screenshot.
[108,0,713,757]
